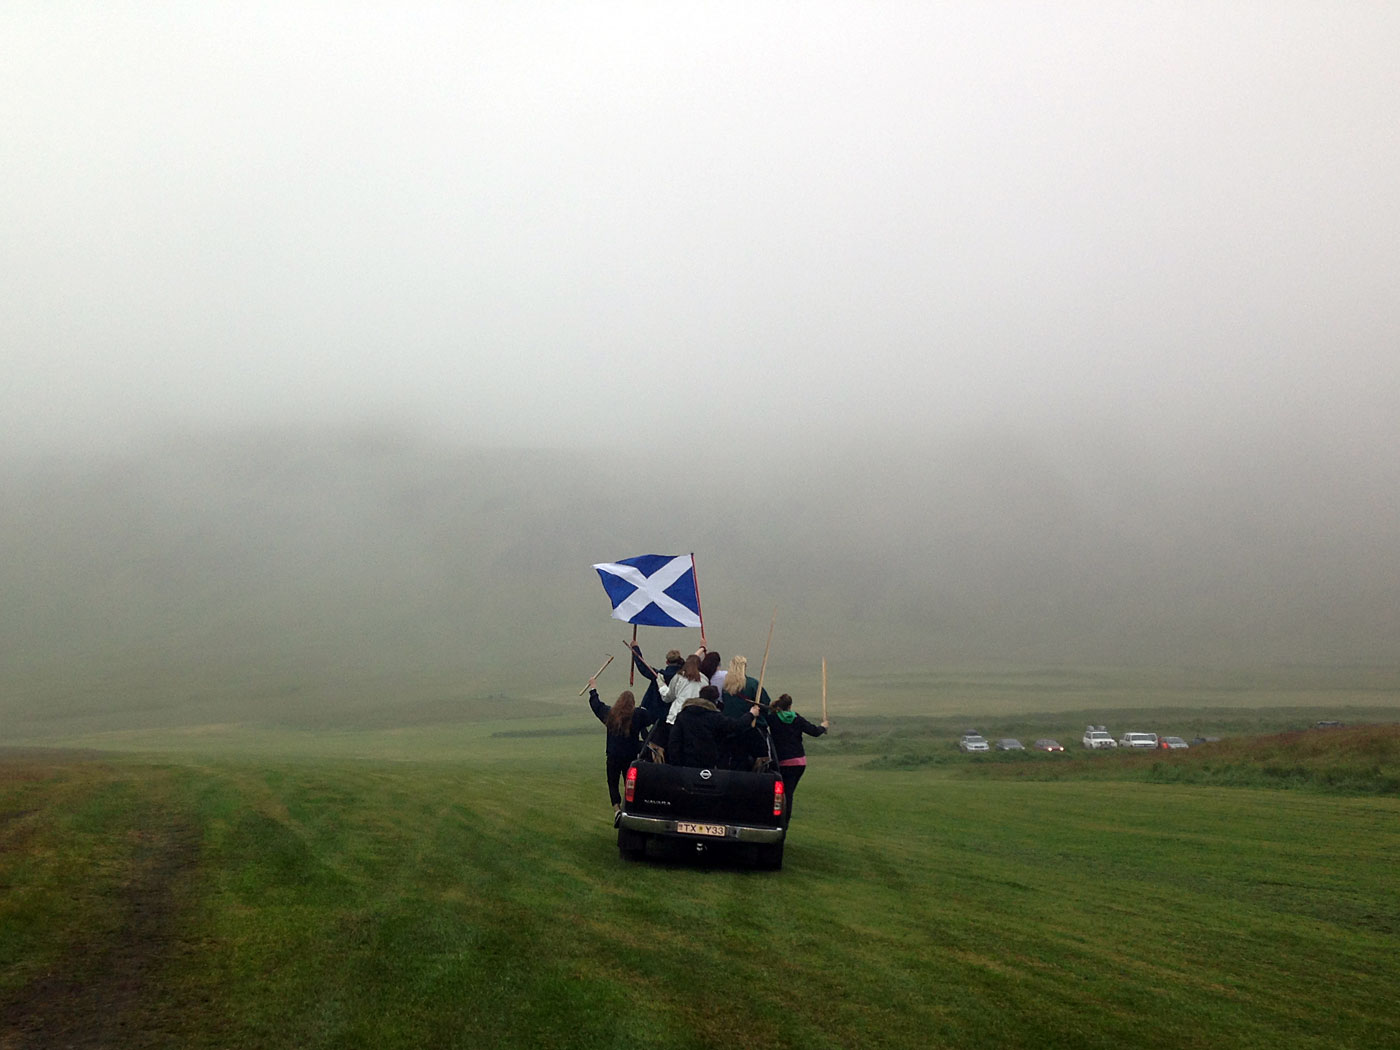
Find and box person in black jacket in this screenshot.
[626,643,687,749]
[667,685,758,769]
[766,693,828,817]
[587,678,658,814]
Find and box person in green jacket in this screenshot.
[765,693,828,818]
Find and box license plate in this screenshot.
[676,822,726,837]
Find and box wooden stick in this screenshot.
[578,653,614,695]
[822,657,828,722]
[690,552,707,651]
[753,607,777,706]
[629,625,637,685]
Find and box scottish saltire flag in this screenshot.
[592,554,702,628]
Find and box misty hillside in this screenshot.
[3,424,1397,735]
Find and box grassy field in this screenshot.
[3,695,1399,1050]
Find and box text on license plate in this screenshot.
[676,822,726,837]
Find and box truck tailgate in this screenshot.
[628,762,779,826]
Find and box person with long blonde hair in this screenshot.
[720,654,773,769]
[721,655,771,718]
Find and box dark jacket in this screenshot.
[720,675,770,726]
[588,690,658,761]
[630,646,684,721]
[767,710,826,763]
[667,699,752,769]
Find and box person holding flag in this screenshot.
[626,645,684,724]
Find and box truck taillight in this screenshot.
[625,766,637,804]
[773,779,785,817]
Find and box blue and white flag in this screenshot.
[592,554,702,628]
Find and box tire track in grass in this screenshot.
[1,812,199,1049]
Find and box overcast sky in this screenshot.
[4,2,1398,458]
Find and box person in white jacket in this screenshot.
[658,654,707,723]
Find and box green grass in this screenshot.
[865,725,1400,796]
[9,662,1400,744]
[4,722,1399,1049]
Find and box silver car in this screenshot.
[959,733,991,753]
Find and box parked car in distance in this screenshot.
[1314,720,1344,729]
[995,738,1025,751]
[1083,726,1117,749]
[959,732,991,753]
[1033,739,1065,752]
[1158,736,1189,750]
[1119,732,1159,749]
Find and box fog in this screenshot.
[3,421,1397,735]
[2,6,1398,732]
[5,5,1397,455]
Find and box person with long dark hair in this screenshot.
[700,649,723,691]
[586,677,657,816]
[766,693,828,818]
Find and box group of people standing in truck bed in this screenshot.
[584,640,828,817]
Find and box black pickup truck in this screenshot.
[617,750,788,869]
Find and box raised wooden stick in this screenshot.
[578,653,614,696]
[822,657,828,722]
[753,607,777,707]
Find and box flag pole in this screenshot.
[822,657,828,722]
[629,625,637,686]
[578,654,614,696]
[754,606,777,706]
[689,552,707,651]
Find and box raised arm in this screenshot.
[586,684,609,725]
[627,641,658,683]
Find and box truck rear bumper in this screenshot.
[619,813,785,844]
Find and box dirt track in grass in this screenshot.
[1,812,199,1050]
